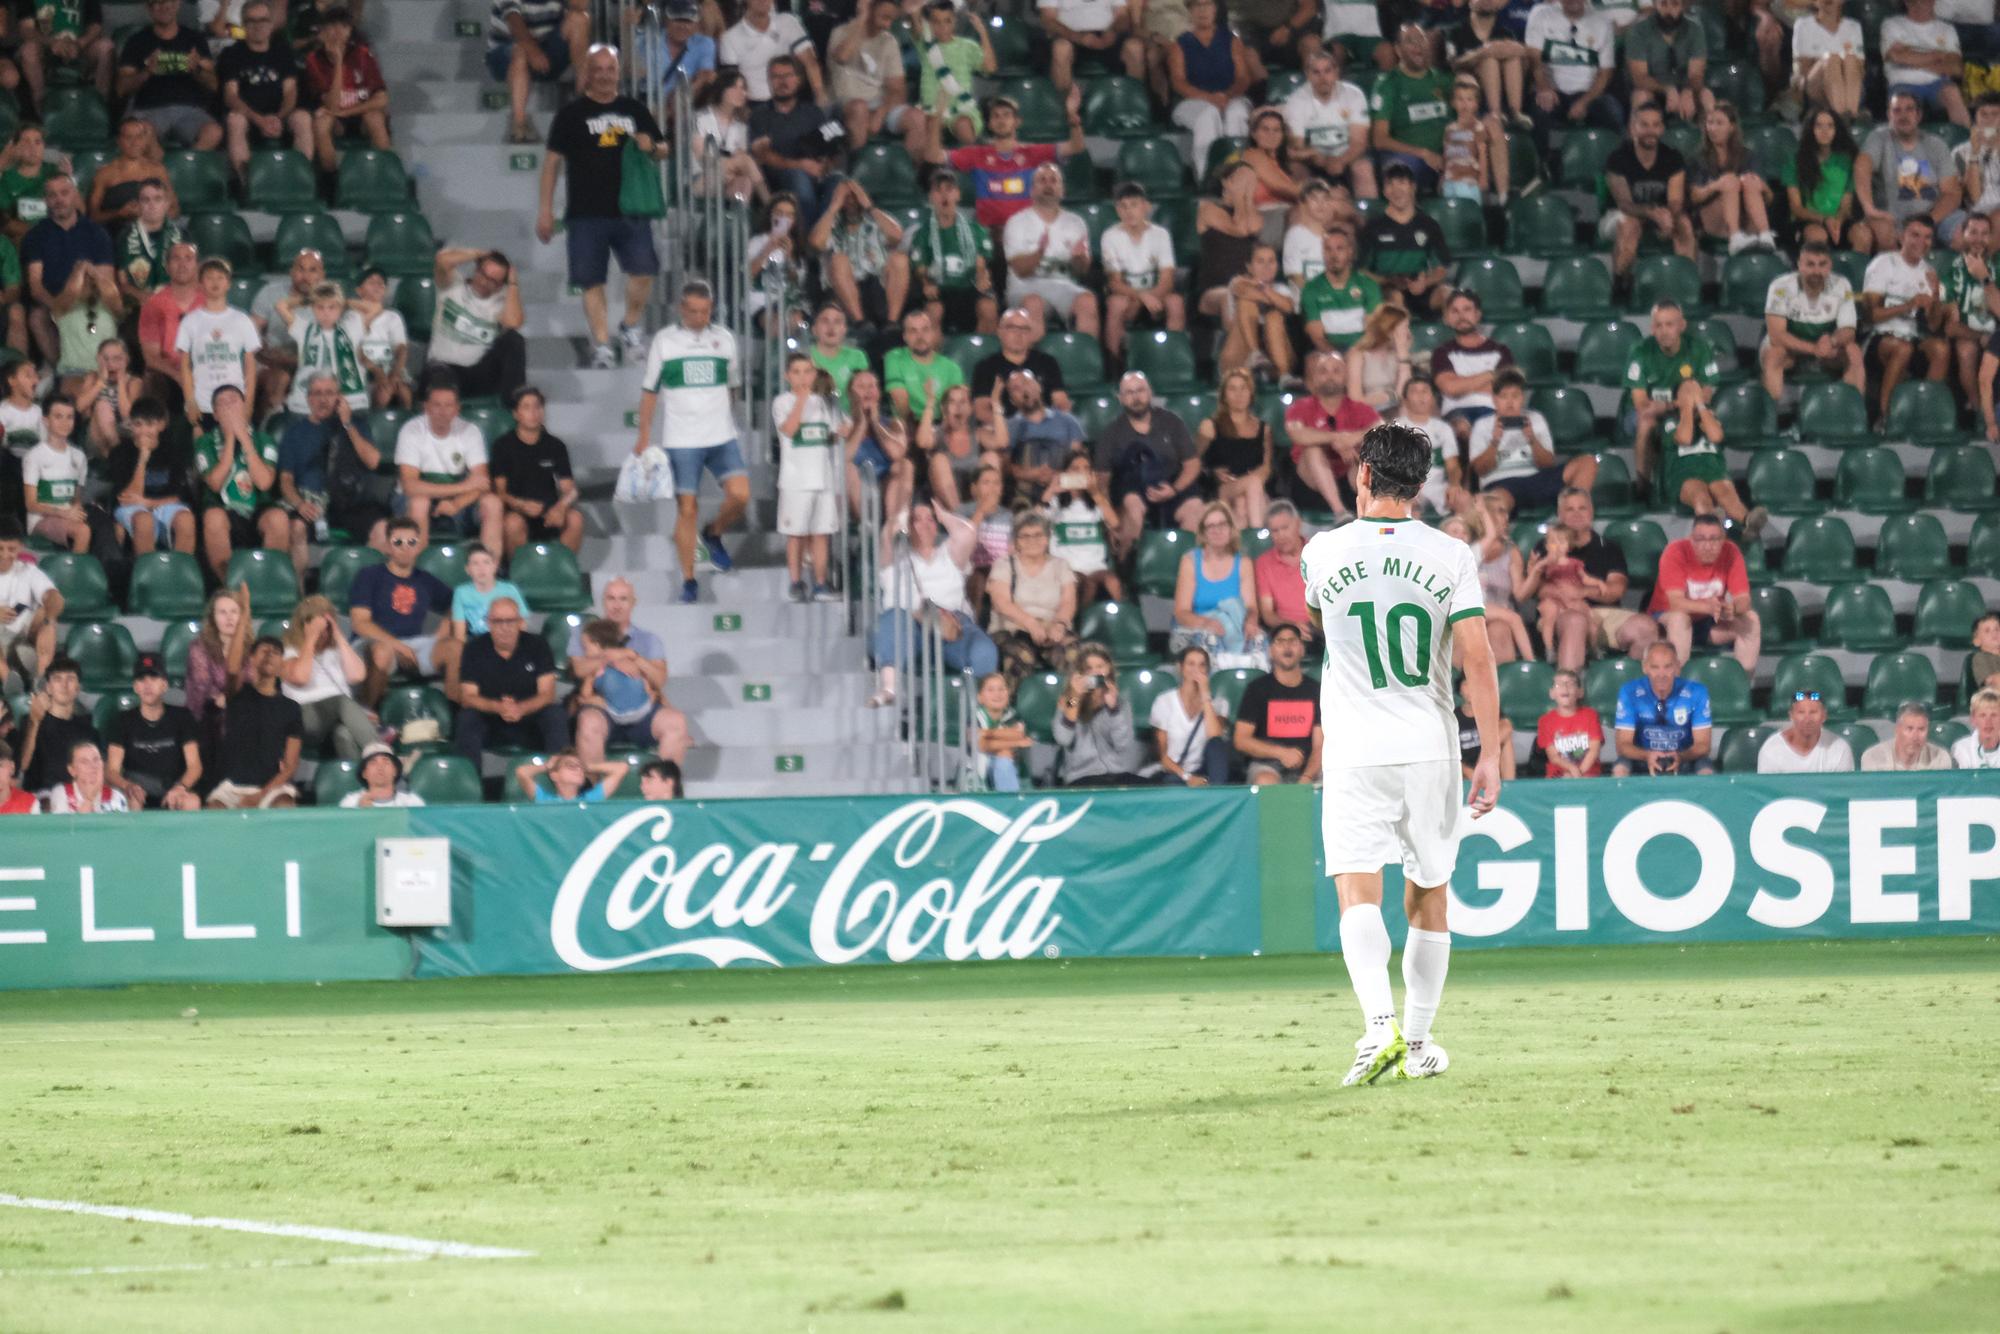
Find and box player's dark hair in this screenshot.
[251,634,285,656]
[1355,421,1432,502]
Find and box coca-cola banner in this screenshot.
[410,792,1266,978]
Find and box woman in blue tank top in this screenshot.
[1169,501,1269,663]
[1168,0,1257,183]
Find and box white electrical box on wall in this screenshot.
[375,838,453,928]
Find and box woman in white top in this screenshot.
[869,497,1000,707]
[692,68,764,204]
[1150,644,1231,785]
[1792,0,1864,119]
[278,596,377,761]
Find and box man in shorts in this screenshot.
[1532,487,1660,671]
[1303,421,1503,1085]
[636,280,749,605]
[347,516,453,705]
[194,384,291,583]
[1760,240,1864,400]
[1649,514,1760,671]
[1002,162,1101,340]
[1468,369,1595,509]
[831,0,927,157]
[490,0,591,145]
[393,374,504,553]
[117,0,221,150]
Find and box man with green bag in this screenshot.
[535,44,669,371]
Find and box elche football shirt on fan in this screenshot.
[643,323,739,449]
[1100,223,1173,291]
[771,390,844,494]
[1763,271,1856,343]
[1302,516,1485,767]
[430,278,506,368]
[394,414,487,485]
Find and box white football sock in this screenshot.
[1401,928,1452,1047]
[1338,903,1396,1030]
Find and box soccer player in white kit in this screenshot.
[1303,421,1504,1085]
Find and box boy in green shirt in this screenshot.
[809,304,871,413]
[194,384,291,582]
[916,0,995,143]
[906,164,997,333]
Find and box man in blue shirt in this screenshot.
[640,1,715,102]
[347,516,454,706]
[1613,640,1714,776]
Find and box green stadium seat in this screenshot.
[1883,380,1961,446]
[1118,665,1178,725]
[272,212,349,277]
[1136,528,1194,597]
[1036,331,1108,395]
[1602,518,1668,588]
[245,148,318,213]
[1531,387,1597,450]
[1833,720,1879,755]
[1584,654,1642,719]
[1200,138,1246,191]
[1573,319,1643,386]
[381,684,455,740]
[1717,724,1777,772]
[459,401,513,446]
[1421,196,1488,257]
[1832,446,1912,513]
[1506,192,1580,258]
[1683,655,1756,725]
[335,149,413,213]
[1074,199,1119,257]
[394,274,436,342]
[1707,59,1767,118]
[1933,718,1972,752]
[164,150,230,213]
[0,92,15,145]
[509,543,591,613]
[67,148,115,202]
[369,408,415,451]
[157,618,202,683]
[1239,526,1272,558]
[40,553,113,622]
[1693,318,1745,384]
[1063,150,1101,203]
[1209,667,1258,716]
[1966,511,2000,576]
[1829,247,1869,293]
[1494,321,1558,385]
[1745,448,1819,515]
[1874,512,1951,582]
[1497,659,1555,727]
[848,142,922,208]
[1408,321,1451,362]
[1912,579,1986,645]
[1661,118,1703,162]
[1751,584,1807,653]
[1710,381,1781,451]
[1744,123,1798,179]
[91,690,139,737]
[1116,135,1190,199]
[1862,652,1939,716]
[1267,69,1309,103]
[989,76,1068,141]
[1125,330,1200,393]
[1509,516,1553,553]
[1454,257,1526,320]
[364,212,438,278]
[1161,390,1216,426]
[1629,254,1705,316]
[1781,515,1861,582]
[126,551,208,620]
[940,333,998,384]
[1719,250,1788,316]
[1540,256,1614,319]
[1075,599,1151,665]
[987,14,1034,75]
[415,540,467,586]
[312,757,362,806]
[64,622,138,693]
[1014,671,1062,743]
[406,753,485,804]
[228,276,259,313]
[188,212,256,271]
[42,86,109,151]
[1590,451,1641,518]
[1556,127,1618,187]
[1818,583,1900,650]
[1793,382,1871,447]
[1081,76,1155,138]
[225,549,300,615]
[318,545,386,608]
[1926,444,2000,510]
[1075,392,1120,438]
[1768,652,1851,719]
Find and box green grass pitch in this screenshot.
[2,938,1996,1332]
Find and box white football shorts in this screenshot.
[1321,758,1467,888]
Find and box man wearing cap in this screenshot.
[341,742,425,807]
[634,0,715,103]
[928,87,1088,231]
[105,653,202,810]
[831,0,927,158]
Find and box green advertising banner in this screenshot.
[1296,773,2000,949]
[409,791,1266,979]
[0,809,414,989]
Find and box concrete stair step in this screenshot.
[693,777,913,799]
[671,634,865,675]
[377,0,466,44]
[624,600,857,639]
[599,562,825,599]
[664,672,882,713]
[377,40,486,84]
[695,708,896,747]
[677,742,911,784]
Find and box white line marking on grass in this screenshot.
[2,1254,431,1278]
[0,1193,533,1260]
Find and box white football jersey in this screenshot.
[1302,516,1485,768]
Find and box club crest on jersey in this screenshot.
[1673,706,1690,725]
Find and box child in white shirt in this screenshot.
[772,353,845,602]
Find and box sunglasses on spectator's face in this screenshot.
[1793,690,1822,702]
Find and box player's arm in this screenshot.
[1457,609,1502,815]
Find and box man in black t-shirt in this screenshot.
[534,45,667,371]
[1601,102,1694,281]
[118,0,221,150]
[106,653,201,809]
[489,386,582,555]
[109,395,196,556]
[1230,623,1324,785]
[19,656,99,795]
[217,0,312,174]
[208,636,303,808]
[971,307,1070,424]
[454,598,569,763]
[749,54,847,231]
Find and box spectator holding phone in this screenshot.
[1053,642,1145,787]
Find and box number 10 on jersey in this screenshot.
[1347,600,1433,689]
